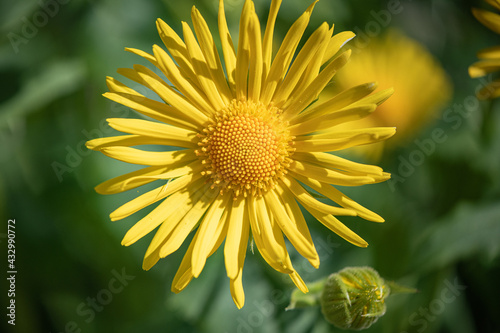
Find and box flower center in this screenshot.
[196,100,294,197]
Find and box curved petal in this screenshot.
[86,135,177,151]
[182,22,226,110]
[191,6,233,103]
[172,205,230,292]
[156,18,200,87]
[152,45,215,115]
[262,0,282,81]
[158,186,219,258]
[307,206,368,247]
[99,147,195,166]
[224,196,250,279]
[272,23,331,107]
[217,0,237,95]
[110,165,203,221]
[260,0,319,105]
[279,176,356,216]
[292,151,383,176]
[282,50,351,119]
[263,188,319,261]
[248,10,263,101]
[289,160,380,186]
[290,82,378,125]
[121,176,206,246]
[106,118,198,147]
[294,127,396,152]
[247,197,293,274]
[290,172,384,223]
[192,192,231,277]
[289,104,377,136]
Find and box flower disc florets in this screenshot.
[196,99,295,197]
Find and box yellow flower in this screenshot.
[469,0,500,98]
[330,31,451,157]
[87,0,394,308]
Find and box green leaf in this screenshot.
[0,59,86,128]
[414,202,500,272]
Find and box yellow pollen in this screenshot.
[196,100,294,197]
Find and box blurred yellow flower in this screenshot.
[87,0,394,308]
[469,0,500,98]
[330,31,451,158]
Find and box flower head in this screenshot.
[87,0,395,308]
[327,30,451,157]
[469,0,500,98]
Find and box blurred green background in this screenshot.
[1,0,500,332]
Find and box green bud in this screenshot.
[320,266,389,331]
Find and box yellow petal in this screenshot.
[98,160,199,196]
[477,79,500,99]
[353,87,394,106]
[485,0,500,11]
[218,0,237,94]
[230,270,245,309]
[290,26,333,99]
[290,82,378,125]
[158,187,219,258]
[191,192,231,277]
[275,184,320,268]
[125,47,158,67]
[289,104,377,136]
[282,49,352,120]
[306,206,368,247]
[152,44,214,116]
[106,118,198,148]
[262,0,282,81]
[235,0,253,100]
[142,247,161,271]
[171,232,198,293]
[247,197,293,274]
[292,151,383,176]
[263,188,320,261]
[225,196,249,279]
[95,165,168,195]
[86,135,171,151]
[173,205,230,292]
[294,127,397,152]
[121,177,206,246]
[289,160,378,186]
[473,8,500,35]
[289,271,308,293]
[156,18,200,87]
[191,6,233,102]
[106,76,142,95]
[291,172,384,223]
[280,176,357,216]
[469,59,500,78]
[182,21,226,110]
[248,11,263,101]
[272,23,331,107]
[129,65,210,124]
[322,31,355,65]
[110,166,203,221]
[261,0,318,105]
[99,147,195,166]
[103,92,199,131]
[144,183,212,258]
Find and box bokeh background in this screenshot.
[1,0,500,332]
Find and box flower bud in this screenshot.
[320,266,389,330]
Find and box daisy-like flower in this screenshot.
[469,0,500,98]
[328,30,451,158]
[87,0,395,308]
